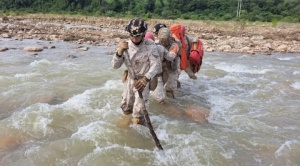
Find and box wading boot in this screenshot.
[132,117,146,126]
[122,110,132,115]
[166,90,175,98]
[177,81,181,88]
[158,100,166,104]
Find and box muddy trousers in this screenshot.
[165,69,179,98]
[152,76,165,102]
[183,61,197,79]
[121,77,150,119]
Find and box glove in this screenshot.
[134,76,149,92]
[116,41,128,57]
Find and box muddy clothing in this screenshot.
[183,35,197,79]
[152,44,176,102]
[112,39,160,119]
[163,41,180,98]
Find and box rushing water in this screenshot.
[0,38,300,166]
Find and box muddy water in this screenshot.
[0,38,300,165]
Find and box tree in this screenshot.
[237,0,242,17]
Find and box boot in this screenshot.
[188,73,197,80]
[177,80,181,88]
[185,64,197,80]
[166,90,175,98]
[122,110,132,115]
[132,117,146,126]
[157,100,166,104]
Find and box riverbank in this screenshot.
[1,14,300,54]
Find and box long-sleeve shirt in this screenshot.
[112,39,160,80]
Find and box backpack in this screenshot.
[189,38,204,73]
[170,24,188,70]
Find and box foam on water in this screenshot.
[9,103,54,137]
[29,59,52,67]
[290,82,300,90]
[277,57,294,61]
[61,89,93,112]
[293,70,300,75]
[275,140,300,158]
[71,121,117,146]
[14,72,41,79]
[214,62,272,74]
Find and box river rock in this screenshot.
[276,44,288,52]
[184,107,210,124]
[67,54,77,58]
[0,47,9,52]
[251,35,264,40]
[218,45,232,52]
[23,47,43,52]
[77,46,89,51]
[241,46,251,52]
[1,33,11,38]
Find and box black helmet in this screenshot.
[125,18,147,36]
[153,23,167,34]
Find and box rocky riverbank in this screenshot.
[1,14,300,54]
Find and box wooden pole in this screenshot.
[138,91,163,150]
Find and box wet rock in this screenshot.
[163,105,210,124]
[241,46,251,52]
[206,47,215,52]
[23,47,43,52]
[264,43,274,51]
[48,45,56,49]
[67,54,77,58]
[165,106,184,118]
[218,45,231,52]
[247,50,255,55]
[0,131,24,152]
[184,107,210,124]
[77,46,89,51]
[1,33,11,38]
[0,47,9,52]
[276,44,288,52]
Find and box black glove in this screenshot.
[134,76,149,92]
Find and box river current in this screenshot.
[0,38,300,166]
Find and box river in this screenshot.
[0,38,300,166]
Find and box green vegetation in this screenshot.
[0,0,299,22]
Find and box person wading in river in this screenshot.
[112,18,160,125]
[145,32,178,104]
[157,27,181,98]
[152,23,167,42]
[170,24,198,80]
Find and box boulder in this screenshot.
[184,107,210,124]
[77,46,89,51]
[218,45,232,52]
[0,47,9,52]
[164,105,210,124]
[23,46,43,52]
[276,44,288,52]
[1,33,11,38]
